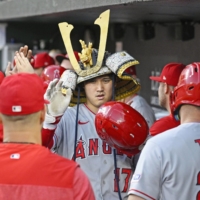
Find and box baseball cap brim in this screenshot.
[149,76,162,82]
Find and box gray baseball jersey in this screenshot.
[129,95,155,128]
[53,104,133,200]
[128,122,200,200]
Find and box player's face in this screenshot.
[84,75,113,113]
[158,82,166,108]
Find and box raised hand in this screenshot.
[44,79,72,119]
[14,52,34,74]
[5,62,17,76]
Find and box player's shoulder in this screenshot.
[149,122,192,144]
[148,124,180,146]
[146,122,200,157]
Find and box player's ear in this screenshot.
[164,82,169,94]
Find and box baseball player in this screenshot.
[128,62,200,200]
[0,73,95,200]
[149,63,185,136]
[0,51,35,143]
[42,10,142,200]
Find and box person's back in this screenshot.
[131,123,200,199]
[0,73,95,200]
[128,62,200,200]
[0,143,94,200]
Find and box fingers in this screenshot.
[14,52,34,74]
[17,45,32,59]
[45,79,58,99]
[50,79,58,88]
[23,45,28,57]
[56,80,63,90]
[27,49,33,60]
[13,66,18,73]
[15,52,25,67]
[19,46,24,54]
[5,62,12,77]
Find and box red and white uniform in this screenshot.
[128,123,200,200]
[150,114,180,136]
[0,143,95,200]
[52,103,133,200]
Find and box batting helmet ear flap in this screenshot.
[171,62,200,115]
[95,101,149,156]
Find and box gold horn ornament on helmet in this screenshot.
[58,9,110,77]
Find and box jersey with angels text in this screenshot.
[128,122,200,200]
[53,104,133,200]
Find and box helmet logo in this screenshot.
[54,69,60,79]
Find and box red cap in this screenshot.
[0,71,4,85]
[56,51,80,64]
[149,63,186,87]
[34,52,55,69]
[125,65,136,76]
[0,73,49,115]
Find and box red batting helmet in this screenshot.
[171,62,200,114]
[41,65,62,86]
[95,101,149,156]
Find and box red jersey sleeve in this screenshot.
[42,128,55,148]
[150,115,180,136]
